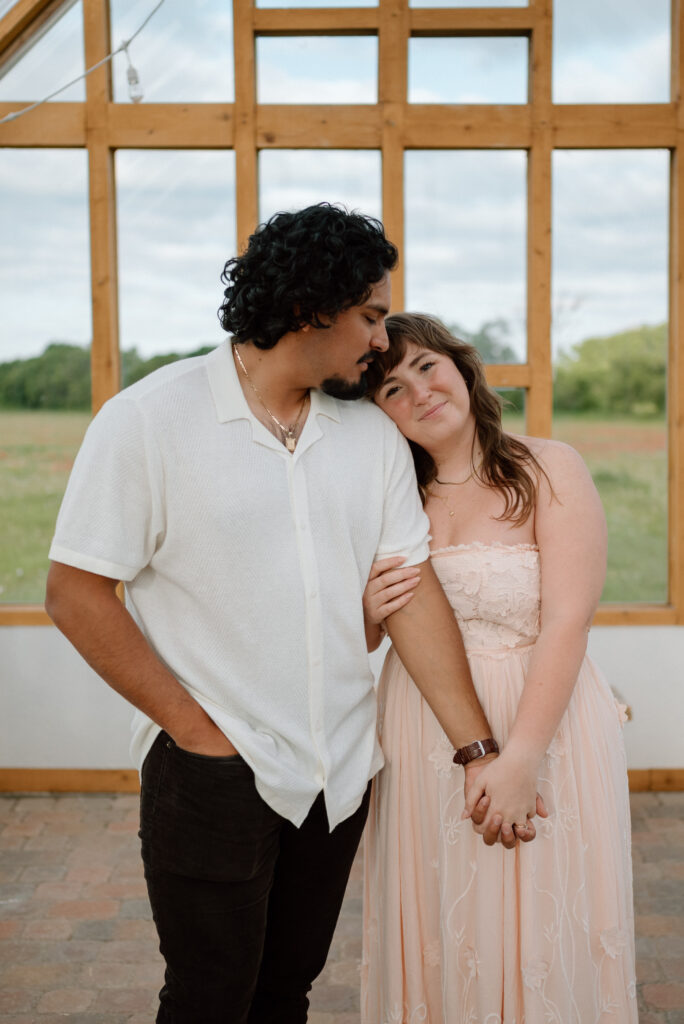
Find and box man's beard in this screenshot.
[320,372,369,401]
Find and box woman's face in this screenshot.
[373,342,475,449]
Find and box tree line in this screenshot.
[0,322,666,416]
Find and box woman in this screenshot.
[361,314,637,1023]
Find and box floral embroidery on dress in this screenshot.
[431,544,541,654]
[428,733,456,777]
[600,927,628,959]
[522,960,550,991]
[463,947,481,978]
[423,940,441,967]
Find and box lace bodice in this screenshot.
[431,542,541,653]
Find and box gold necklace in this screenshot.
[428,488,458,518]
[434,459,482,487]
[234,345,309,453]
[428,464,481,518]
[434,469,475,486]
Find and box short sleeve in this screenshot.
[48,397,164,581]
[375,424,430,566]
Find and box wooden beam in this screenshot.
[254,7,378,35]
[0,0,63,57]
[0,768,140,793]
[409,7,534,36]
[525,0,552,439]
[0,606,51,626]
[403,105,532,148]
[628,768,684,791]
[553,104,677,148]
[233,0,258,250]
[0,100,85,143]
[484,364,530,389]
[1,766,681,793]
[257,105,380,148]
[107,102,234,148]
[594,605,677,626]
[83,0,119,413]
[379,0,407,310]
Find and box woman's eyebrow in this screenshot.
[382,353,428,387]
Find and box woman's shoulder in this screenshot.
[510,434,595,496]
[510,434,584,467]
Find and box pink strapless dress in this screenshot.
[362,543,637,1024]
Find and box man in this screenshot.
[46,204,533,1024]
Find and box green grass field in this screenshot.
[0,409,668,606]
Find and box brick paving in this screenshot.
[0,791,682,1023]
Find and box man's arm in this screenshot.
[384,559,538,846]
[45,562,236,756]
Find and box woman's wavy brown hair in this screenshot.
[366,312,548,524]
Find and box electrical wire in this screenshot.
[0,0,166,127]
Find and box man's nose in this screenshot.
[370,320,389,352]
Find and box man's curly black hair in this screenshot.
[218,203,398,349]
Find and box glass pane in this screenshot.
[0,1,85,102]
[553,0,670,103]
[552,150,669,603]
[496,387,525,432]
[259,150,382,223]
[115,151,236,370]
[405,150,527,361]
[0,410,90,603]
[0,148,90,604]
[110,0,233,103]
[409,37,528,104]
[257,36,377,104]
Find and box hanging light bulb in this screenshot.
[124,45,144,103]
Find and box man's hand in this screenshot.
[172,720,239,758]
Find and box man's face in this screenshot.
[308,275,392,401]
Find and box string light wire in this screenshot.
[0,0,166,127]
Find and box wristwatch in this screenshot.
[452,738,499,766]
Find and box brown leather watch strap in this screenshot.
[452,737,499,766]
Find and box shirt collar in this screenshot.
[206,339,342,425]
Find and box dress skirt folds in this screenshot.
[362,543,637,1024]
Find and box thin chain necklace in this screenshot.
[429,461,482,518]
[434,468,476,486]
[234,345,309,453]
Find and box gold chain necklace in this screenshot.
[427,488,458,518]
[234,345,309,453]
[434,468,476,486]
[429,462,481,518]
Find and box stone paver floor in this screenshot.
[0,791,682,1023]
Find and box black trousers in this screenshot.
[139,731,371,1024]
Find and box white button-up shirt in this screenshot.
[49,340,430,827]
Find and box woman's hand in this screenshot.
[462,750,548,846]
[363,556,421,625]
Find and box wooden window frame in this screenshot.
[0,0,681,626]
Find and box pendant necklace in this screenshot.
[234,345,309,453]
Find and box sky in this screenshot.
[0,0,672,363]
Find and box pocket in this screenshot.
[172,742,244,765]
[145,738,280,881]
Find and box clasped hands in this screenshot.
[463,752,548,849]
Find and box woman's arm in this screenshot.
[362,556,421,652]
[463,440,606,828]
